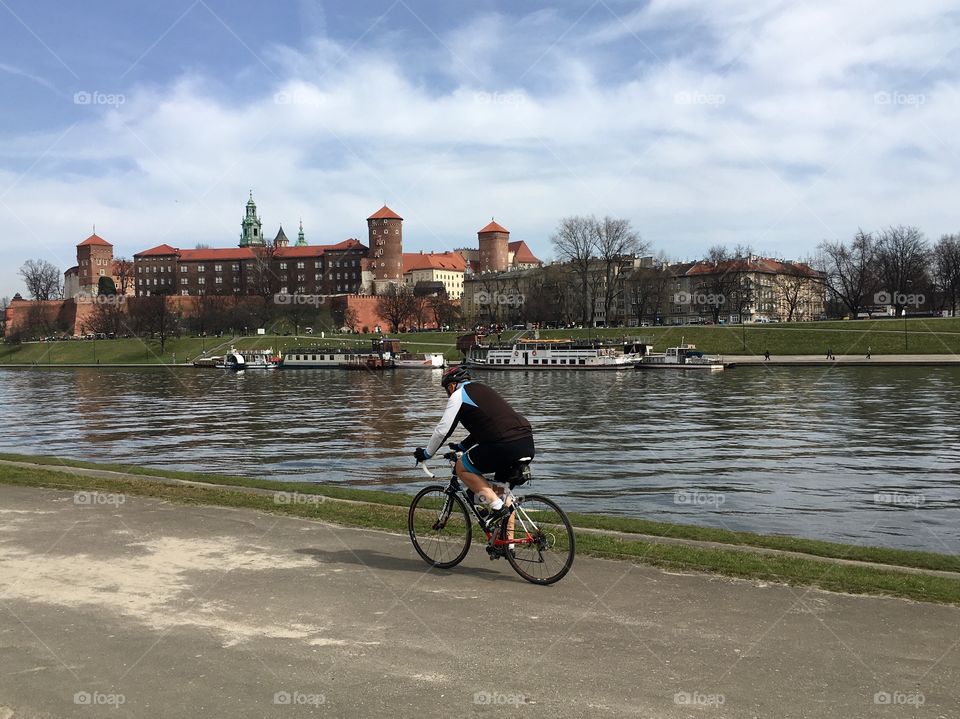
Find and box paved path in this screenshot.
[726,353,960,366]
[0,486,956,718]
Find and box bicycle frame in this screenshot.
[421,454,540,549]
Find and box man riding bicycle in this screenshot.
[413,366,534,528]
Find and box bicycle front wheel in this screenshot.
[502,494,575,585]
[408,486,472,569]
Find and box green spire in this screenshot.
[296,218,307,246]
[240,190,263,247]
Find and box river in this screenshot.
[1,365,958,553]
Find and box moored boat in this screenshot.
[636,344,725,371]
[463,335,649,370]
[281,338,398,370]
[217,347,279,370]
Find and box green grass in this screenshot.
[4,317,960,364]
[1,454,958,604]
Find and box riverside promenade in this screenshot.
[726,353,960,367]
[1,484,956,718]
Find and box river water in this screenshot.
[1,366,958,552]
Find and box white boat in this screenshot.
[394,352,445,369]
[281,339,396,370]
[636,344,725,371]
[465,337,649,370]
[218,347,279,371]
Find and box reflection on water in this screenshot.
[1,365,958,552]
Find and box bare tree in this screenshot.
[817,230,877,319]
[931,234,960,316]
[693,246,741,323]
[375,285,415,332]
[85,297,127,337]
[772,262,811,321]
[113,258,135,295]
[551,216,596,325]
[628,263,672,325]
[428,295,458,329]
[593,216,647,326]
[128,295,179,352]
[874,225,930,315]
[19,259,62,300]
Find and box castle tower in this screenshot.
[239,190,263,247]
[476,219,509,274]
[367,205,403,293]
[296,219,307,246]
[76,232,114,295]
[273,225,289,247]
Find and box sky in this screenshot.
[1,0,959,299]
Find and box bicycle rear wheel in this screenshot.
[408,485,472,569]
[501,494,575,585]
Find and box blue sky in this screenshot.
[2,0,959,298]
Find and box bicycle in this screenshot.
[409,450,575,585]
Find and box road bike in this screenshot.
[409,450,575,585]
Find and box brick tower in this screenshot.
[476,219,509,274]
[76,232,114,295]
[367,205,403,293]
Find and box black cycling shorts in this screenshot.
[462,436,535,480]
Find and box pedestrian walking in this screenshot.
[826,347,834,360]
[866,346,871,359]
[764,350,771,361]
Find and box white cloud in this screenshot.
[1,2,959,296]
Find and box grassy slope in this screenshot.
[4,318,960,364]
[1,454,958,604]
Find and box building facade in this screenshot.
[402,251,467,299]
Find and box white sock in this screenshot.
[489,498,504,511]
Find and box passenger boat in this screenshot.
[192,355,223,368]
[464,336,649,370]
[281,338,398,370]
[635,344,725,371]
[218,348,279,371]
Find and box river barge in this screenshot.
[636,344,725,371]
[463,335,649,370]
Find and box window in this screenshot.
[215,265,222,272]
[181,277,188,285]
[181,266,188,272]
[198,277,205,285]
[297,262,304,269]
[181,289,189,296]
[232,264,240,272]
[215,277,223,284]
[197,265,205,272]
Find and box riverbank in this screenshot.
[3,482,956,718]
[2,316,960,365]
[1,454,957,604]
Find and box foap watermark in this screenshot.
[674,291,725,307]
[273,90,322,107]
[273,491,325,506]
[77,294,127,306]
[74,90,126,107]
[674,91,726,108]
[474,91,527,106]
[874,91,926,107]
[674,691,725,708]
[273,690,326,706]
[674,489,725,507]
[74,690,126,707]
[874,290,925,308]
[74,491,126,507]
[874,690,925,706]
[874,492,925,508]
[474,290,525,307]
[473,690,527,706]
[274,293,326,307]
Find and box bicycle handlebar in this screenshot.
[415,447,462,478]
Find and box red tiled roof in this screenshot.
[403,251,467,273]
[78,233,111,247]
[367,205,403,221]
[64,266,79,276]
[685,258,821,277]
[508,240,541,265]
[179,248,255,262]
[135,244,180,257]
[478,220,509,234]
[275,239,367,258]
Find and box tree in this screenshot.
[0,296,8,337]
[113,258,135,295]
[627,263,672,325]
[931,234,960,316]
[428,295,459,329]
[85,296,126,337]
[19,259,62,300]
[551,216,596,325]
[128,294,179,352]
[772,262,811,321]
[375,285,415,332]
[592,216,648,326]
[411,294,432,329]
[817,230,878,319]
[874,225,930,315]
[693,246,740,323]
[98,276,117,295]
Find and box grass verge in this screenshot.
[1,455,957,604]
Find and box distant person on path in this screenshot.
[826,347,835,360]
[866,346,871,359]
[764,350,771,361]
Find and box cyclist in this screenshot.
[413,366,534,528]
